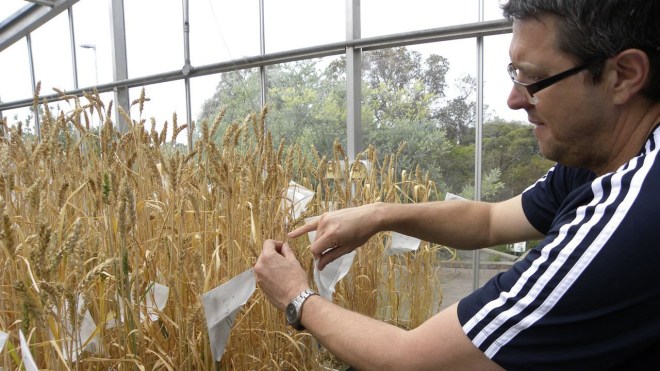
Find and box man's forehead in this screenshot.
[509,15,561,63]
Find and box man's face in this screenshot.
[507,14,615,170]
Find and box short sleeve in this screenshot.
[521,165,595,234]
[457,143,660,370]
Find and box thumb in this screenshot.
[280,242,297,261]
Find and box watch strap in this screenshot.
[289,288,318,330]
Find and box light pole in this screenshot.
[79,43,98,86]
[79,43,99,128]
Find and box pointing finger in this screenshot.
[288,222,318,238]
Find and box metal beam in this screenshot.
[182,0,193,150]
[24,0,57,7]
[0,0,79,53]
[0,19,512,112]
[346,0,362,161]
[109,0,130,133]
[472,0,487,292]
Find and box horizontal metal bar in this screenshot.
[0,19,511,112]
[24,0,57,7]
[355,19,512,50]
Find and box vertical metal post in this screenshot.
[26,33,40,141]
[346,0,362,161]
[69,7,79,90]
[109,0,130,132]
[182,0,193,151]
[472,0,485,291]
[259,0,267,113]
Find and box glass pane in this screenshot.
[0,1,28,20]
[0,0,27,23]
[1,107,35,133]
[484,33,527,124]
[484,1,506,21]
[124,1,183,78]
[265,0,344,53]
[439,250,508,311]
[193,68,262,141]
[73,0,113,87]
[362,0,478,38]
[361,40,477,308]
[0,40,32,102]
[371,39,477,196]
[81,91,115,130]
[31,12,74,93]
[266,56,346,159]
[129,81,187,144]
[189,0,260,66]
[480,35,554,272]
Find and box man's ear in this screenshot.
[610,49,650,105]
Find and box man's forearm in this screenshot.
[300,295,503,371]
[302,295,408,370]
[376,200,495,249]
[373,195,540,249]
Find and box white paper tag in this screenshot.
[314,251,356,300]
[304,217,356,300]
[385,232,421,256]
[283,181,314,220]
[145,282,170,321]
[0,330,7,353]
[51,295,99,362]
[444,192,467,201]
[107,281,170,329]
[202,268,256,361]
[19,330,38,371]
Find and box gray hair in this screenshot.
[502,0,660,101]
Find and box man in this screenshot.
[255,0,660,369]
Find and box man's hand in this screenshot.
[254,240,310,311]
[288,203,384,270]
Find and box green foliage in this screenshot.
[483,119,554,199]
[460,167,505,202]
[196,47,554,200]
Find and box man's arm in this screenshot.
[303,297,503,371]
[291,195,542,269]
[254,240,504,370]
[378,194,541,249]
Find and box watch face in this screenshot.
[286,303,298,324]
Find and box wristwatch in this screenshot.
[285,288,318,331]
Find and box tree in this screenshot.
[482,119,554,199]
[196,47,552,201]
[197,68,262,143]
[362,47,448,127]
[266,60,345,156]
[460,167,505,201]
[435,75,478,145]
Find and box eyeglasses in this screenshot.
[507,61,597,104]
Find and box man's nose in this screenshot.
[507,85,533,110]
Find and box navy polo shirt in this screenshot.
[458,126,660,370]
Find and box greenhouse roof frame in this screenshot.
[0,0,79,53]
[0,19,511,112]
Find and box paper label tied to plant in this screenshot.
[385,232,421,256]
[19,330,38,371]
[0,330,7,353]
[284,181,314,221]
[314,251,356,300]
[304,220,356,300]
[202,268,256,361]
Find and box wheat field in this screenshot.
[0,87,445,370]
